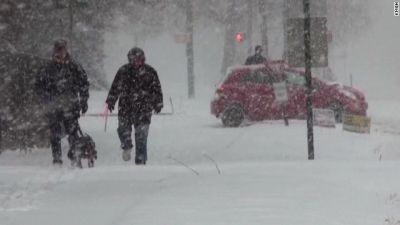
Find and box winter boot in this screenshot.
[122,149,132,161]
[75,158,83,168]
[135,154,146,165]
[53,158,63,165]
[67,149,78,166]
[67,149,76,161]
[121,142,133,162]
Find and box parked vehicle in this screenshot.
[211,63,368,127]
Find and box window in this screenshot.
[256,70,274,84]
[240,70,274,85]
[240,73,260,83]
[284,71,306,86]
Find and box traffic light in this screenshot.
[235,32,245,43]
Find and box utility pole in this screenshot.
[220,0,237,75]
[283,0,288,60]
[258,0,268,58]
[186,0,194,99]
[303,0,314,160]
[68,0,74,50]
[247,0,253,55]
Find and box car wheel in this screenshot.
[221,105,245,127]
[329,103,343,123]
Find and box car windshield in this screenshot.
[239,69,275,85]
[284,70,306,86]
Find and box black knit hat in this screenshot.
[255,45,262,53]
[54,39,67,51]
[127,47,145,62]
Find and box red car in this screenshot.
[211,63,368,127]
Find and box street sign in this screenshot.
[312,108,335,128]
[273,82,288,102]
[343,114,371,134]
[287,17,328,67]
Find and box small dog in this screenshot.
[75,129,97,168]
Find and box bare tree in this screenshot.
[246,0,254,55]
[0,0,118,89]
[258,0,268,59]
[221,0,238,75]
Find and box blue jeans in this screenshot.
[117,114,150,161]
[47,109,79,160]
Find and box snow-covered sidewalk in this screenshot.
[1,162,399,225]
[0,92,399,225]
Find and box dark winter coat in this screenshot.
[35,55,89,116]
[106,63,163,121]
[245,54,267,65]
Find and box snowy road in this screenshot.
[0,93,400,225]
[1,163,399,225]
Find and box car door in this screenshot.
[240,69,278,121]
[258,69,283,120]
[284,71,327,119]
[284,70,307,119]
[309,78,326,109]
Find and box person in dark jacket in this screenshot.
[245,45,267,65]
[105,47,163,165]
[35,39,89,165]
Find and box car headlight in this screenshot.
[214,92,226,100]
[340,89,357,100]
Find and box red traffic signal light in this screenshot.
[235,32,245,43]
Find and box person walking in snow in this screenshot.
[35,39,89,165]
[105,47,163,165]
[245,45,267,65]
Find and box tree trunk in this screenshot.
[247,0,253,55]
[283,0,288,60]
[258,0,268,59]
[221,0,237,75]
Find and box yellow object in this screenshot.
[342,114,371,134]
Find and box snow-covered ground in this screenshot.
[0,91,400,225]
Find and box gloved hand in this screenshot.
[154,107,162,114]
[80,101,88,114]
[154,104,163,114]
[108,104,114,113]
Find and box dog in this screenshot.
[75,129,97,168]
